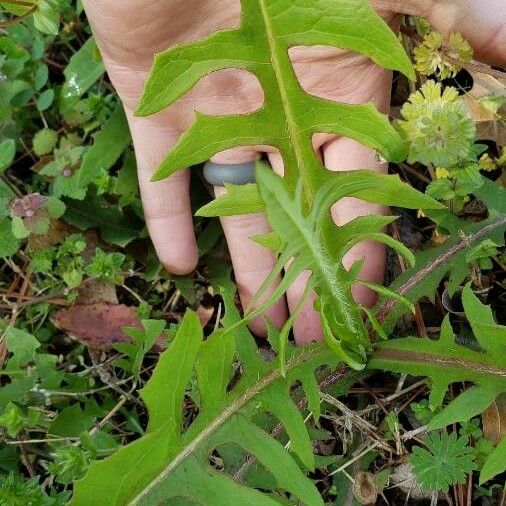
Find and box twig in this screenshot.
[7,437,79,445]
[19,443,36,477]
[89,395,128,436]
[401,424,428,441]
[39,376,134,398]
[213,302,222,333]
[465,473,472,506]
[321,392,391,451]
[398,163,431,184]
[0,291,69,310]
[445,53,506,81]
[328,442,379,476]
[390,221,427,339]
[376,216,506,323]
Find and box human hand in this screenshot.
[82,0,505,342]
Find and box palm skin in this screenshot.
[82,0,505,342]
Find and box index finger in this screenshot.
[126,109,199,275]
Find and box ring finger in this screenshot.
[210,148,288,336]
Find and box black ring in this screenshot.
[203,161,256,186]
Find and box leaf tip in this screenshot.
[150,166,172,182]
[133,101,151,118]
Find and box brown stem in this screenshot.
[376,216,506,323]
[0,291,69,310]
[373,348,506,378]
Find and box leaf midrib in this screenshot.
[256,2,358,332]
[258,0,314,195]
[372,348,506,379]
[272,187,357,331]
[129,347,324,504]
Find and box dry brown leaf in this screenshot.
[482,393,506,444]
[76,278,118,305]
[196,304,214,327]
[52,302,166,351]
[52,303,144,350]
[28,219,71,249]
[353,471,378,505]
[464,72,506,145]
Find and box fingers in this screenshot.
[285,272,323,344]
[323,136,388,307]
[322,70,392,308]
[266,63,392,343]
[267,152,323,344]
[125,109,199,275]
[212,150,288,336]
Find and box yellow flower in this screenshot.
[435,167,450,179]
[478,153,496,172]
[497,147,506,167]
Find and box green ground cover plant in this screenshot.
[0,1,505,505]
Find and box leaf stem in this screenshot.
[376,215,506,323]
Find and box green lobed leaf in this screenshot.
[11,216,29,239]
[410,433,476,492]
[461,284,506,357]
[2,327,40,370]
[117,319,167,379]
[33,128,58,156]
[198,169,442,218]
[370,307,506,430]
[251,165,440,369]
[196,183,263,217]
[427,385,499,431]
[141,311,202,433]
[49,404,96,438]
[254,164,368,367]
[46,196,66,219]
[138,0,413,197]
[0,219,20,258]
[33,0,60,35]
[72,292,341,505]
[71,311,201,505]
[36,88,54,111]
[64,191,142,247]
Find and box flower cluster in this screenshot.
[414,31,473,80]
[398,80,476,168]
